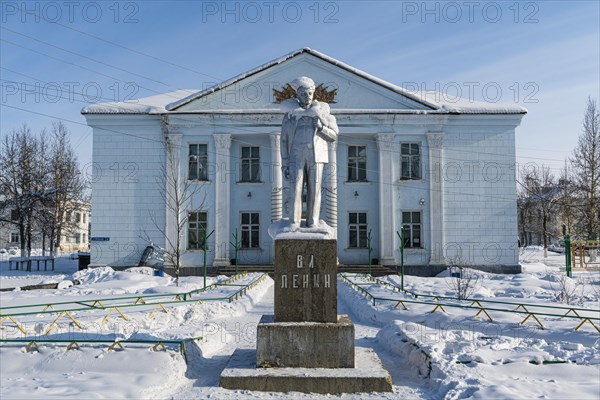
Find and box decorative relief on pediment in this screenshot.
[273,83,337,104]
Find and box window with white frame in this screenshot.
[348,212,368,248]
[240,146,261,182]
[402,211,422,248]
[241,212,260,249]
[188,144,208,181]
[76,213,81,223]
[400,143,421,180]
[188,211,207,250]
[83,213,87,224]
[10,232,19,243]
[347,145,367,182]
[75,233,81,244]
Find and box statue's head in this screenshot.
[292,76,315,108]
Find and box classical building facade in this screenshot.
[83,48,526,272]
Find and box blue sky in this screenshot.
[1,0,599,175]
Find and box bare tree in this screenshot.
[446,258,480,300]
[549,274,585,306]
[45,122,87,256]
[517,171,534,247]
[519,164,559,257]
[570,97,600,239]
[0,122,86,260]
[0,125,39,261]
[146,134,205,286]
[556,163,576,237]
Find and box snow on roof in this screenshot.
[81,48,527,115]
[81,89,198,115]
[416,91,527,114]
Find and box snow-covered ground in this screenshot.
[0,248,598,399]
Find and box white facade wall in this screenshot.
[86,114,522,269]
[88,116,166,266]
[442,117,520,267]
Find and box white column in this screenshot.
[325,140,338,236]
[164,132,182,254]
[376,133,396,266]
[270,133,283,222]
[427,132,445,265]
[213,134,231,267]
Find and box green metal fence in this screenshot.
[0,273,268,335]
[340,273,600,332]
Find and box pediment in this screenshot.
[167,49,436,112]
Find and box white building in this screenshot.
[82,48,526,273]
[0,202,90,252]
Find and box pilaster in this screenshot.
[213,133,231,267]
[427,132,445,265]
[270,133,283,222]
[376,133,396,266]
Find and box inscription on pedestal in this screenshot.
[275,239,337,323]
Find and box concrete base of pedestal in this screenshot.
[220,347,393,393]
[256,314,354,368]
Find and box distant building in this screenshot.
[0,202,90,252]
[82,48,526,273]
[0,208,21,250]
[58,204,91,252]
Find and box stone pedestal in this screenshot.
[257,314,354,368]
[275,239,337,323]
[221,347,392,394]
[220,237,392,393]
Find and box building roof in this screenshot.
[81,48,527,116]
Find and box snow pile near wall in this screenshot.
[72,266,116,284]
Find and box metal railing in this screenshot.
[340,273,600,332]
[0,272,268,335]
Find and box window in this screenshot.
[188,211,207,250]
[240,146,261,182]
[82,234,87,243]
[10,209,19,221]
[66,211,72,222]
[402,212,422,248]
[75,233,81,244]
[76,213,81,223]
[83,214,87,224]
[241,212,260,249]
[347,145,367,181]
[10,232,19,243]
[188,144,208,181]
[401,143,421,180]
[348,212,368,248]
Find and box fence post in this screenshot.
[396,228,405,291]
[203,229,215,290]
[231,229,240,276]
[367,229,373,276]
[564,234,571,278]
